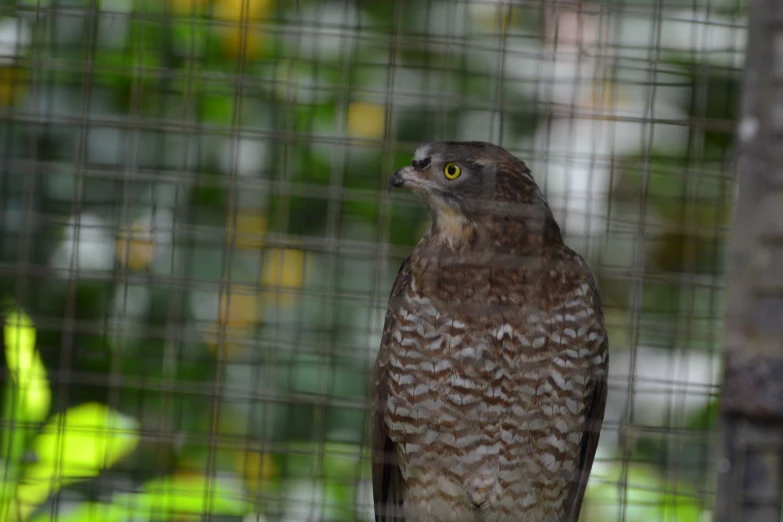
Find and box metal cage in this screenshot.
[0,0,755,521]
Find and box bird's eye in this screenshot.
[443,162,461,180]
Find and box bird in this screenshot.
[372,141,608,522]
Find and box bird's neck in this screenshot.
[428,209,479,250]
[426,210,563,255]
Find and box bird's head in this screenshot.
[388,141,561,248]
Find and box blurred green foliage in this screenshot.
[1,307,251,521]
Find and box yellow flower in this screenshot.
[260,248,307,304]
[213,0,275,59]
[0,66,28,107]
[218,285,259,329]
[237,450,277,494]
[202,286,260,359]
[470,4,520,33]
[214,0,273,22]
[202,322,253,360]
[346,101,386,139]
[226,211,267,250]
[116,223,155,271]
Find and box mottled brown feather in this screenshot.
[372,258,412,522]
[565,341,608,522]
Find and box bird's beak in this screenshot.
[387,166,421,194]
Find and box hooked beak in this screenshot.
[387,166,421,194]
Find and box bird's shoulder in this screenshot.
[493,247,609,374]
[376,256,413,365]
[388,255,414,304]
[536,246,604,312]
[544,248,609,354]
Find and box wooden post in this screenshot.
[716,1,783,521]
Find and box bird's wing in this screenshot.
[564,335,608,522]
[372,257,411,522]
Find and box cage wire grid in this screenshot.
[0,0,746,521]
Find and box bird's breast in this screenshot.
[384,291,546,465]
[383,274,606,518]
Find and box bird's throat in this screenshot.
[430,209,478,250]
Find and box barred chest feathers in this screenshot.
[383,267,608,521]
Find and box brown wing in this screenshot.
[564,337,608,522]
[372,258,412,522]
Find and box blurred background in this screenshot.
[0,0,745,521]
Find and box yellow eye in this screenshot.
[443,162,461,180]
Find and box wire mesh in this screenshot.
[0,0,746,521]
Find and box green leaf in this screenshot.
[172,21,208,58]
[132,473,252,516]
[12,403,140,521]
[687,400,719,430]
[201,95,235,125]
[0,306,50,521]
[584,463,703,522]
[27,502,139,522]
[24,475,252,522]
[32,403,139,472]
[284,442,366,482]
[3,308,51,425]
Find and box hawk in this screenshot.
[372,141,608,522]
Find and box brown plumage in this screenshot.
[372,141,608,522]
